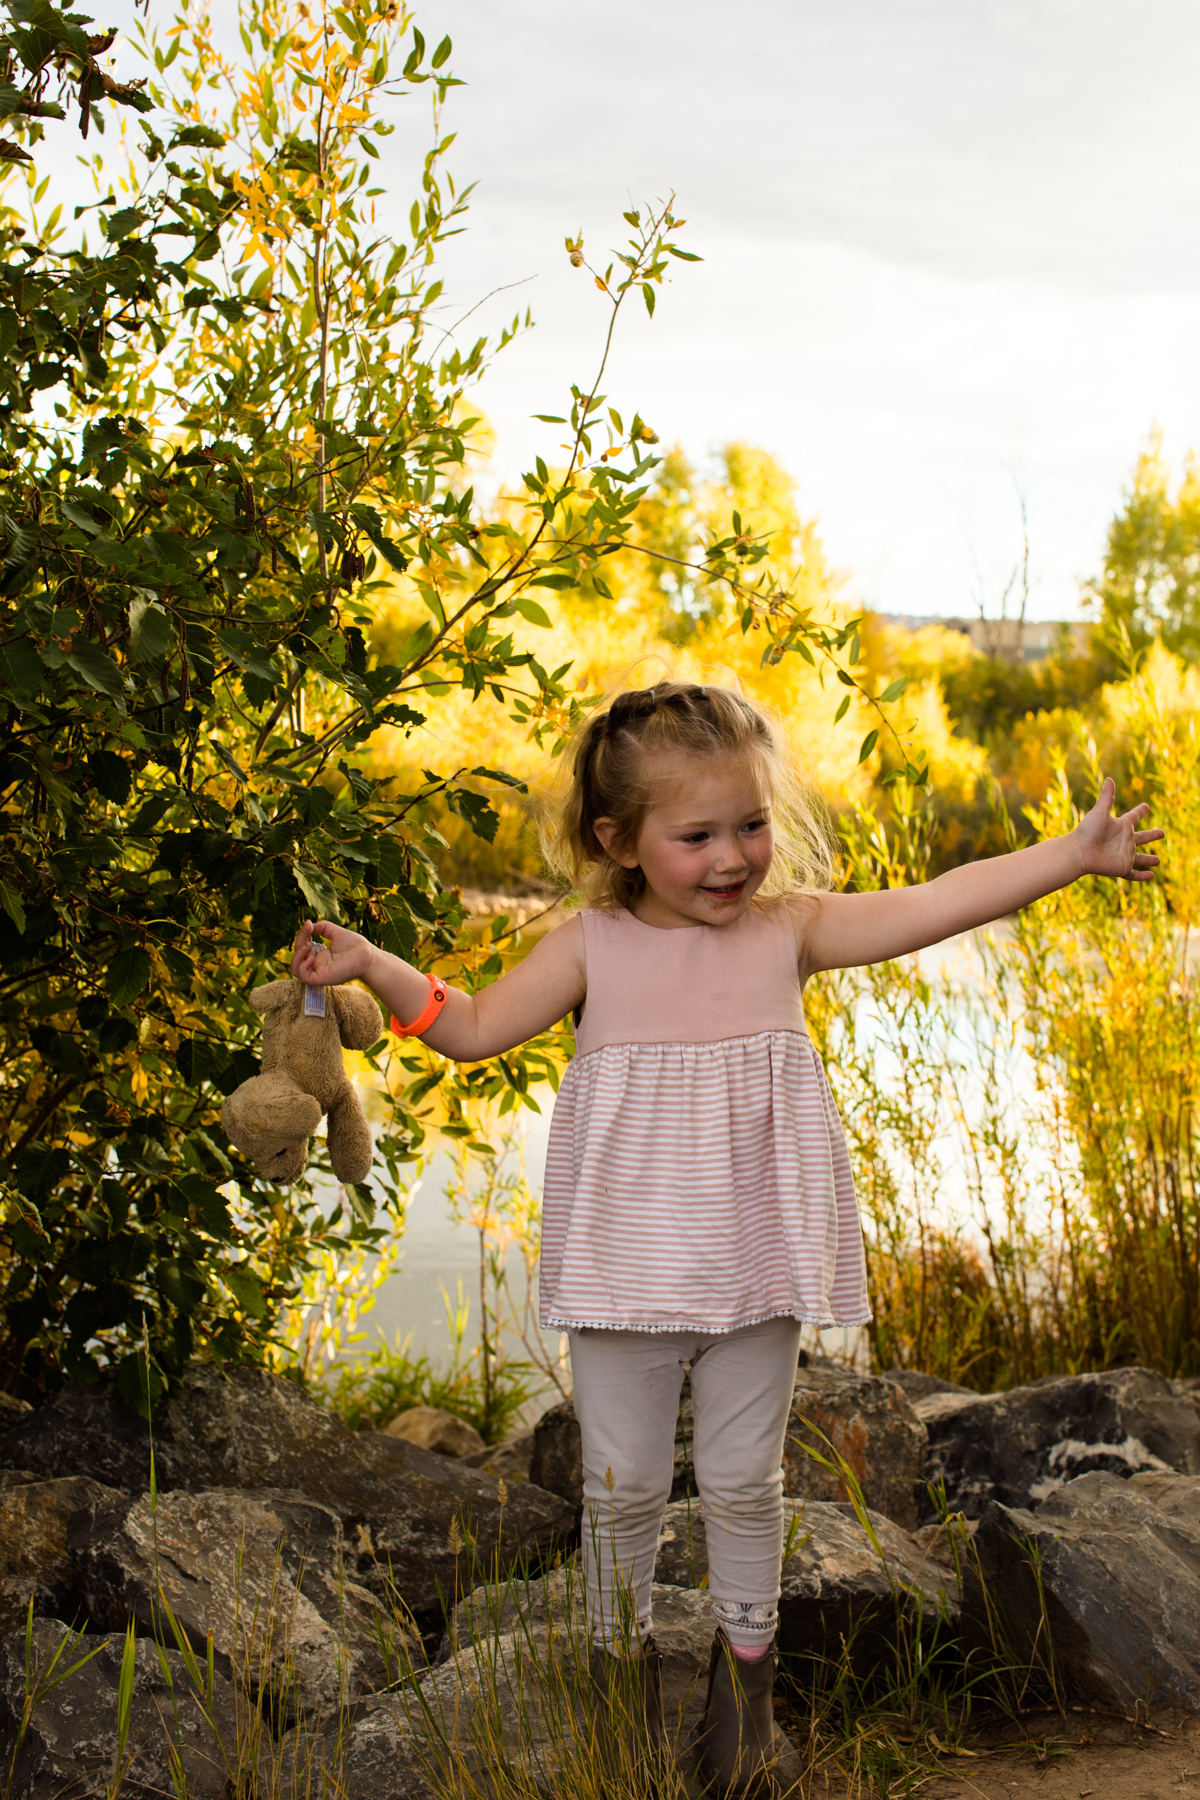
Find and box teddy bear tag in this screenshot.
[304,986,326,1018]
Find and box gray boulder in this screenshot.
[916,1365,1200,1520]
[0,1475,124,1633]
[462,1428,536,1484]
[0,1616,241,1800]
[0,1366,575,1617]
[382,1406,486,1459]
[70,1487,406,1720]
[277,1698,434,1800]
[654,1496,958,1668]
[884,1370,977,1401]
[966,1469,1200,1712]
[785,1364,928,1530]
[528,1401,583,1507]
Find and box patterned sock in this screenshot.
[711,1598,778,1657]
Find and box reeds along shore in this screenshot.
[807,661,1200,1391]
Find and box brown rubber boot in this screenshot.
[588,1635,666,1785]
[696,1631,780,1797]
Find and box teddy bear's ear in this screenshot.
[250,979,297,1016]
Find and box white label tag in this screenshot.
[304,986,327,1018]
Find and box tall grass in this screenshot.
[811,661,1200,1386]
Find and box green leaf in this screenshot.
[347,1182,376,1224]
[513,595,552,626]
[294,862,341,922]
[448,789,499,843]
[61,498,103,535]
[364,526,409,573]
[0,310,17,358]
[642,283,656,317]
[0,878,25,935]
[431,33,452,66]
[88,749,132,803]
[471,765,529,791]
[109,946,152,1007]
[0,637,43,694]
[169,124,225,148]
[66,642,126,699]
[224,1266,267,1319]
[834,695,850,724]
[103,208,148,241]
[129,597,174,666]
[879,677,908,704]
[14,1144,69,1201]
[857,730,879,766]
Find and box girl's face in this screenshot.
[596,753,775,929]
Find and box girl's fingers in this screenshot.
[1133,828,1165,843]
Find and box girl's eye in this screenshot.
[681,832,709,845]
[743,819,766,834]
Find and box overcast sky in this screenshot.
[86,0,1200,622]
[394,0,1200,621]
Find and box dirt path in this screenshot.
[933,1712,1200,1800]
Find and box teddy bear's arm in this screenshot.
[250,979,296,1014]
[332,984,385,1050]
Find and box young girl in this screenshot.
[291,681,1161,1796]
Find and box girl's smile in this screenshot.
[594,754,776,930]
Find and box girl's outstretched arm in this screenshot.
[801,778,1165,976]
[289,915,587,1060]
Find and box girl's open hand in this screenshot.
[291,919,375,986]
[1075,778,1164,882]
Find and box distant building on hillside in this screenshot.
[876,614,1091,663]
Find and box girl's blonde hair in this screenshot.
[543,679,837,910]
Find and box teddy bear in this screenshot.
[221,978,384,1185]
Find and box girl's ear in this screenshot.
[593,816,640,869]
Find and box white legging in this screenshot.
[569,1317,802,1650]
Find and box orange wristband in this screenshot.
[390,975,447,1038]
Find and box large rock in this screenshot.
[278,1697,433,1800]
[0,1475,124,1633]
[383,1406,486,1460]
[916,1366,1200,1521]
[462,1428,536,1484]
[654,1496,958,1669]
[0,1616,241,1800]
[448,1566,718,1731]
[885,1370,977,1402]
[785,1363,928,1530]
[967,1469,1200,1712]
[0,1366,575,1618]
[71,1486,402,1719]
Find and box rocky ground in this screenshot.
[4,1354,1200,1796]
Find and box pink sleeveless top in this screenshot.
[539,905,870,1334]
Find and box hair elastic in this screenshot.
[391,975,447,1038]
